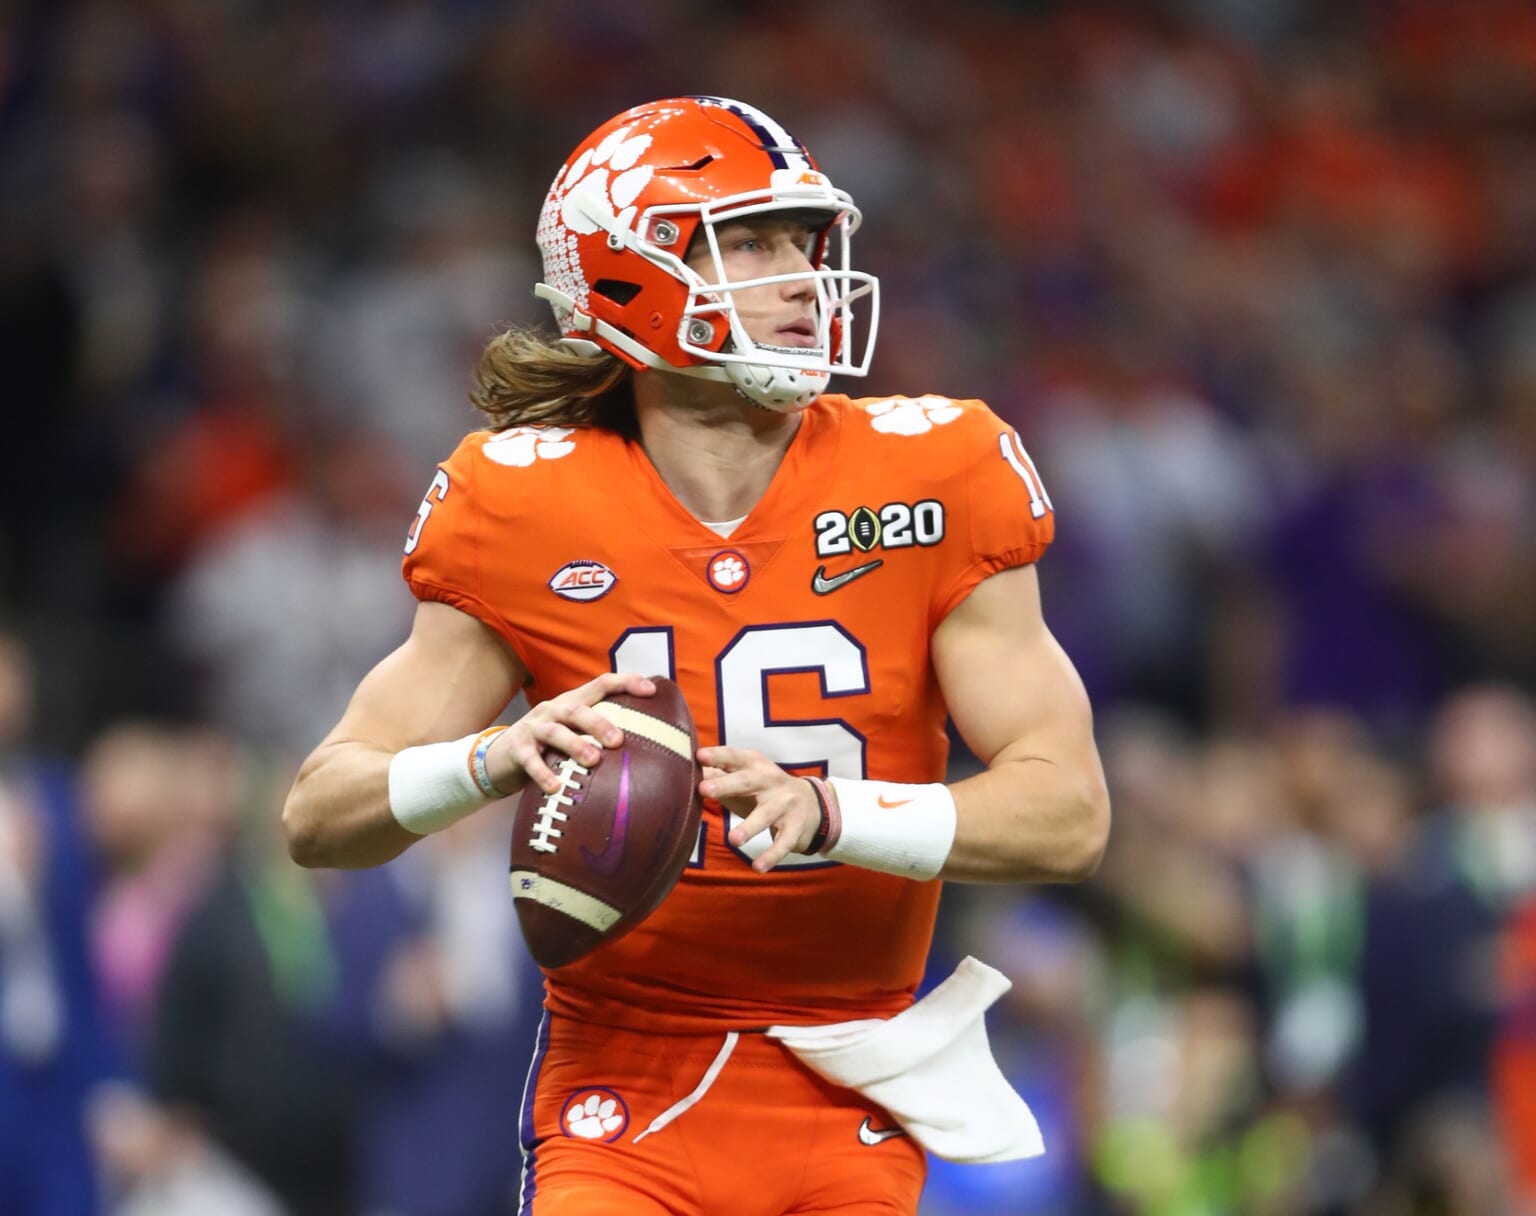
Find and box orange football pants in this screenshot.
[517,1013,927,1215]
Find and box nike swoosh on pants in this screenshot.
[857,1117,908,1146]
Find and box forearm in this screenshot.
[727,569,1112,885]
[282,740,421,870]
[943,753,1110,884]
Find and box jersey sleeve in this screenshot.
[400,432,521,645]
[931,400,1056,624]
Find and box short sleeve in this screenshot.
[932,403,1056,624]
[400,432,517,640]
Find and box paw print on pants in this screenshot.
[483,426,577,468]
[865,396,963,435]
[561,1089,629,1141]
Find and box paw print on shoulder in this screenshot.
[561,1089,629,1142]
[865,396,964,436]
[483,425,577,468]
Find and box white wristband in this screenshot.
[823,778,957,880]
[388,728,506,836]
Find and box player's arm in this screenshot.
[283,600,652,869]
[703,563,1108,883]
[928,562,1109,882]
[701,405,1102,881]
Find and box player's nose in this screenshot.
[777,246,817,302]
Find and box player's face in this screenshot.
[686,218,821,350]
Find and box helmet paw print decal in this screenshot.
[865,396,963,435]
[560,126,655,236]
[483,426,577,467]
[538,124,655,314]
[530,98,880,410]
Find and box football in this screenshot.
[509,676,702,968]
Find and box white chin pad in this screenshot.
[725,359,831,412]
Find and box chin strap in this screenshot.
[533,283,825,412]
[534,284,693,372]
[724,353,829,411]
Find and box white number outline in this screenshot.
[609,626,676,682]
[404,468,450,555]
[998,431,1053,520]
[611,621,869,871]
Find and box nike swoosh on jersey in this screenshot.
[581,751,630,876]
[857,1117,908,1146]
[811,559,883,595]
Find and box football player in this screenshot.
[283,96,1110,1215]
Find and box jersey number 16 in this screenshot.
[611,622,868,870]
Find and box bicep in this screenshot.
[931,564,1096,771]
[323,600,529,751]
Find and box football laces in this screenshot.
[528,750,592,854]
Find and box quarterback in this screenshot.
[283,96,1110,1215]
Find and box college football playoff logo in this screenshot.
[813,501,945,558]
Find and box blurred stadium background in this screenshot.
[4,0,1536,1212]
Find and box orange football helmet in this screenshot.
[534,96,879,411]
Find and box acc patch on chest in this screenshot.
[548,559,619,602]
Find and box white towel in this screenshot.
[766,957,1044,1164]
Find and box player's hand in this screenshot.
[698,746,820,873]
[487,672,655,796]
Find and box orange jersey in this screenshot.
[401,393,1055,1033]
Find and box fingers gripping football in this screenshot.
[698,746,821,872]
[489,673,656,795]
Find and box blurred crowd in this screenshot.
[4,0,1536,1212]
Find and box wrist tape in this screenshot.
[822,778,957,880]
[388,727,508,836]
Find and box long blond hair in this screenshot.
[470,328,636,435]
